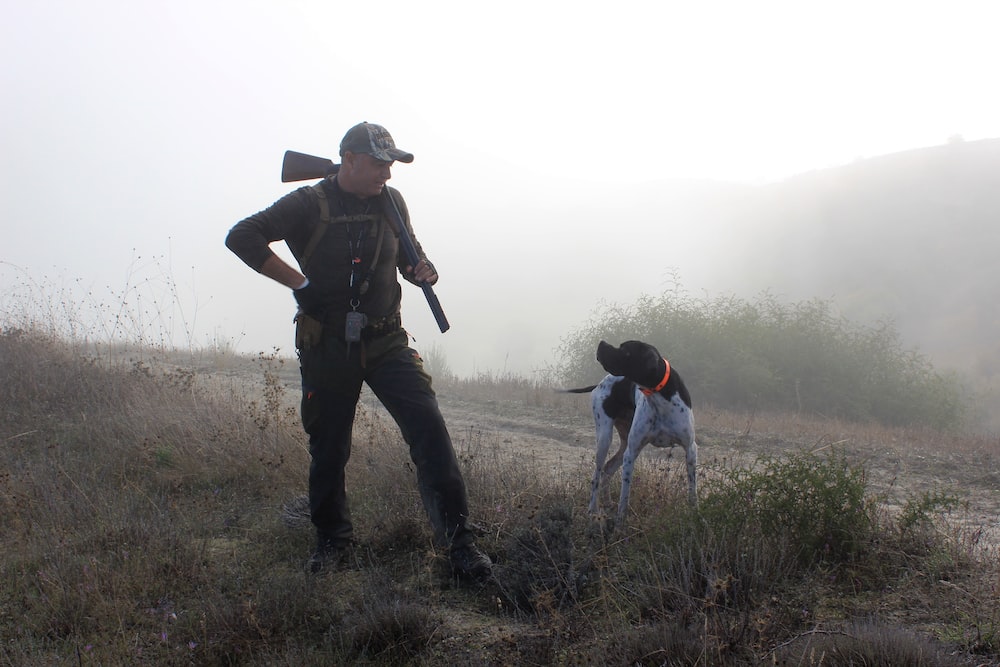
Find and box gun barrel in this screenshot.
[382,189,450,333]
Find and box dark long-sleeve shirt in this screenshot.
[225,176,429,324]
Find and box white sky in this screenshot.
[3,0,999,377]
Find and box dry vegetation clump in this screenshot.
[2,327,999,665]
[766,621,969,666]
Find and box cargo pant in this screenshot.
[298,328,474,550]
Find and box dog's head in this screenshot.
[596,340,664,386]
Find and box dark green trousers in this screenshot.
[298,330,474,549]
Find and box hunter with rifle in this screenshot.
[225,122,492,580]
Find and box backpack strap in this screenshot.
[356,212,387,296]
[299,182,332,273]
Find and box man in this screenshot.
[225,122,492,580]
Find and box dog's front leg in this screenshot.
[615,437,645,527]
[685,439,698,506]
[601,445,625,507]
[589,420,615,514]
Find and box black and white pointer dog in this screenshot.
[565,340,697,526]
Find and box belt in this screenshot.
[322,312,402,341]
[361,313,402,341]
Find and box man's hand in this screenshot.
[293,282,323,314]
[407,260,438,285]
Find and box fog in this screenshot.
[4,1,999,378]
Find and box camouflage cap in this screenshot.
[339,122,414,163]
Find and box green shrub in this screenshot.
[698,450,875,565]
[553,289,965,429]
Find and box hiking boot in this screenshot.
[449,543,493,581]
[308,540,349,574]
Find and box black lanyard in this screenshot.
[347,222,365,292]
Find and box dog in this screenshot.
[565,340,697,526]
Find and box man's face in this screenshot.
[341,152,393,198]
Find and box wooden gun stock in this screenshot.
[281,150,338,182]
[279,149,450,333]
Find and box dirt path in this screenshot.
[434,390,595,467]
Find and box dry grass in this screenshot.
[2,329,998,666]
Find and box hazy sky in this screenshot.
[3,1,999,377]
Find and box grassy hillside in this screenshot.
[699,138,1000,389]
[2,329,998,665]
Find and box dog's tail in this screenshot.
[558,385,598,394]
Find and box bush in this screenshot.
[553,289,965,429]
[697,450,875,565]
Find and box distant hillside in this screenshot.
[694,138,1000,395]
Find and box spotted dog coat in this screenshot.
[565,340,697,526]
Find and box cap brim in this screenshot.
[373,148,414,163]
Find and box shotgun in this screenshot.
[280,150,450,333]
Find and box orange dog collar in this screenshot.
[639,358,671,396]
